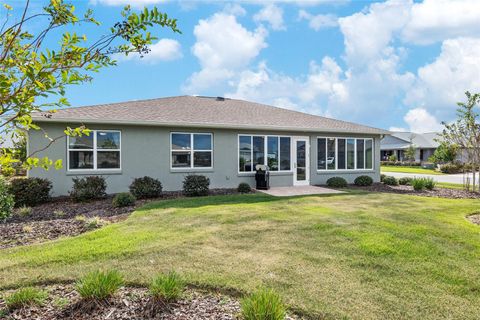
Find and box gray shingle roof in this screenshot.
[381,131,440,149]
[32,96,388,135]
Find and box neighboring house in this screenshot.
[28,96,388,196]
[380,132,440,162]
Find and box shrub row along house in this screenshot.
[28,96,388,195]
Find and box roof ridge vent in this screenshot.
[216,96,225,101]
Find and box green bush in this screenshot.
[424,178,436,190]
[129,176,162,199]
[75,270,124,300]
[326,177,347,188]
[237,182,252,193]
[439,162,463,174]
[354,175,373,186]
[380,161,422,167]
[5,287,47,310]
[380,174,386,182]
[8,177,51,207]
[0,177,14,221]
[70,176,107,202]
[398,177,413,185]
[183,175,210,197]
[411,178,426,191]
[382,176,398,186]
[112,192,136,207]
[149,271,185,302]
[241,289,286,320]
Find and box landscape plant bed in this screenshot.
[0,285,245,320]
[350,183,480,199]
[467,213,480,225]
[1,189,245,249]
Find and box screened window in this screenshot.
[68,130,121,170]
[171,133,212,168]
[317,137,374,171]
[239,135,291,172]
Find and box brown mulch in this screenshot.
[0,285,243,320]
[0,189,244,249]
[467,213,480,225]
[350,183,480,199]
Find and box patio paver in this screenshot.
[257,185,344,197]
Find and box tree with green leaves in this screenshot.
[429,141,458,164]
[0,0,180,173]
[404,138,416,162]
[440,91,480,192]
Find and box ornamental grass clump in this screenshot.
[149,271,185,303]
[241,288,286,320]
[75,270,123,301]
[4,287,47,310]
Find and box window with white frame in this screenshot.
[317,137,373,171]
[238,135,291,172]
[171,133,213,168]
[68,130,121,170]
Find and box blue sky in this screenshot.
[6,0,480,132]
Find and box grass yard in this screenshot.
[381,165,444,175]
[1,193,480,319]
[436,182,466,190]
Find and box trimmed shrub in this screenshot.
[398,177,413,185]
[8,177,51,207]
[0,177,14,221]
[112,192,136,208]
[129,176,162,199]
[380,174,386,182]
[5,287,47,310]
[354,175,373,186]
[380,161,422,167]
[382,176,398,186]
[183,175,210,197]
[70,176,107,202]
[75,270,123,301]
[237,182,252,193]
[411,178,426,191]
[326,177,347,188]
[149,271,185,303]
[439,163,462,174]
[241,289,286,320]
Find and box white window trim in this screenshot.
[170,132,213,170]
[237,134,293,174]
[67,130,121,171]
[316,136,374,172]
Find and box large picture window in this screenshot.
[68,130,121,170]
[239,135,291,172]
[171,133,213,169]
[317,137,373,171]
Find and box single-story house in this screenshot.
[380,131,440,162]
[28,96,388,196]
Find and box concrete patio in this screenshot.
[257,185,344,197]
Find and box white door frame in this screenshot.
[292,136,310,186]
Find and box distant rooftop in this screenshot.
[381,131,440,150]
[31,96,388,135]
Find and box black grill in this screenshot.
[255,165,270,190]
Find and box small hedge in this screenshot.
[354,175,373,186]
[438,163,462,174]
[112,192,136,207]
[8,177,52,207]
[129,176,162,199]
[70,176,107,202]
[237,182,252,193]
[380,174,386,182]
[382,176,398,186]
[183,175,210,197]
[380,161,421,167]
[326,177,347,188]
[398,177,413,185]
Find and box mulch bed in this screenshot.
[467,213,480,225]
[350,183,480,199]
[1,189,243,250]
[0,285,243,320]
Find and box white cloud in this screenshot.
[405,37,480,121]
[402,0,480,45]
[403,108,442,133]
[184,13,268,93]
[118,39,182,63]
[253,4,286,31]
[223,3,246,16]
[298,10,338,31]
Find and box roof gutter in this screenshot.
[31,117,390,135]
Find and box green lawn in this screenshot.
[381,165,444,175]
[1,193,480,319]
[436,182,465,190]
